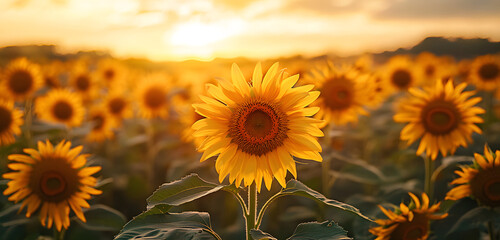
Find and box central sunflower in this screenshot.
[192,63,323,191]
[394,80,484,160]
[35,89,85,127]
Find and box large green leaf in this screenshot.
[114,210,219,240]
[75,204,127,232]
[281,180,371,221]
[250,229,277,240]
[447,206,500,238]
[287,221,351,240]
[147,173,237,208]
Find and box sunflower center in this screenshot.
[321,77,353,110]
[40,171,66,197]
[76,75,90,91]
[92,114,105,130]
[9,70,34,94]
[104,69,115,81]
[45,76,58,88]
[421,100,460,135]
[391,69,412,90]
[144,88,166,109]
[479,63,499,81]
[425,65,435,77]
[390,213,428,240]
[0,106,13,133]
[30,157,80,202]
[109,98,126,114]
[229,100,288,156]
[471,167,500,208]
[52,100,74,121]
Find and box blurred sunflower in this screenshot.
[2,140,102,231]
[35,89,85,127]
[446,145,500,208]
[394,80,484,160]
[305,62,370,127]
[86,107,115,142]
[97,59,125,88]
[1,58,42,101]
[0,99,24,145]
[468,55,500,91]
[42,61,64,89]
[415,52,446,86]
[370,193,448,240]
[104,91,133,125]
[192,62,323,191]
[135,76,170,119]
[383,55,419,92]
[70,67,98,102]
[180,106,205,147]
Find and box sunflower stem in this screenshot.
[246,183,257,240]
[53,228,66,240]
[488,221,496,240]
[424,156,434,202]
[255,191,282,229]
[24,98,33,144]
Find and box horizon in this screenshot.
[1,0,500,61]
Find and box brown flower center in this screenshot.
[75,75,91,91]
[108,97,126,115]
[229,100,288,156]
[321,77,354,110]
[425,65,436,78]
[104,68,115,81]
[390,213,428,240]
[144,87,166,109]
[30,156,79,202]
[91,114,105,130]
[9,70,34,95]
[391,69,412,90]
[471,167,500,207]
[52,100,74,121]
[421,99,460,135]
[0,106,13,133]
[478,63,499,81]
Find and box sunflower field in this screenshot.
[1,45,500,240]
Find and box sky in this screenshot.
[1,0,500,61]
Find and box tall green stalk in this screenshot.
[246,183,257,240]
[424,156,434,202]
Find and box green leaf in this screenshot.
[431,156,474,182]
[281,180,371,221]
[287,221,352,240]
[147,173,237,208]
[114,210,219,240]
[75,204,127,232]
[447,206,500,237]
[250,229,277,240]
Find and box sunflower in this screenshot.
[42,61,64,89]
[135,76,170,119]
[383,55,420,93]
[69,66,97,101]
[0,99,24,145]
[305,62,370,127]
[35,89,85,127]
[370,193,448,240]
[180,105,205,147]
[394,80,484,160]
[86,107,115,142]
[415,52,449,86]
[192,62,323,191]
[446,145,500,208]
[468,55,500,91]
[103,90,133,125]
[1,58,43,101]
[97,59,125,89]
[2,140,102,231]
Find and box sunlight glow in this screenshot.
[168,19,244,47]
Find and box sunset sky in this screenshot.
[1,0,500,61]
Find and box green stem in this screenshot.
[424,156,434,202]
[230,191,248,216]
[53,228,66,240]
[255,192,282,229]
[489,221,495,240]
[246,183,257,240]
[24,98,33,144]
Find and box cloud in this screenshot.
[375,0,500,19]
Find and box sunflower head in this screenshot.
[0,99,24,145]
[135,75,170,119]
[468,55,500,91]
[35,89,85,127]
[70,65,97,101]
[192,62,323,191]
[383,55,420,93]
[86,106,116,142]
[97,59,125,88]
[305,62,370,127]
[1,58,43,101]
[394,80,484,160]
[104,90,133,124]
[42,60,64,89]
[2,140,102,231]
[370,193,448,240]
[446,145,500,208]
